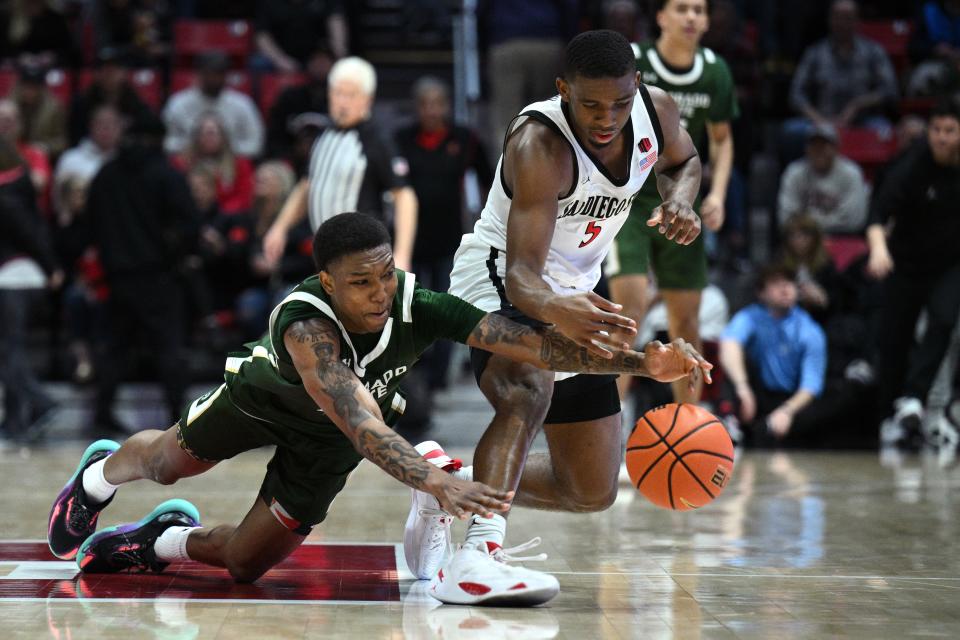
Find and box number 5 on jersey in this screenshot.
[579,221,602,248]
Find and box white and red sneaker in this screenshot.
[404,441,462,580]
[429,539,559,606]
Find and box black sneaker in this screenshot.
[47,439,120,559]
[77,499,201,574]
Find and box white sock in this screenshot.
[82,459,118,504]
[464,513,506,550]
[153,526,199,562]
[453,465,473,482]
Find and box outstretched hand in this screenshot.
[642,338,713,390]
[547,291,637,359]
[647,200,701,245]
[428,475,514,520]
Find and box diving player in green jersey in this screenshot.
[606,0,738,406]
[47,212,712,583]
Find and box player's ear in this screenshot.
[318,270,335,296]
[556,76,568,101]
[635,71,641,90]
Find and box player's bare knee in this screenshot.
[565,483,618,512]
[226,559,271,583]
[144,449,180,485]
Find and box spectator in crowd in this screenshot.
[395,76,493,391]
[778,214,841,326]
[263,57,417,271]
[266,47,333,160]
[784,0,898,158]
[777,123,869,235]
[602,0,650,43]
[172,112,254,214]
[68,46,152,146]
[254,0,348,70]
[482,0,578,153]
[63,113,200,435]
[0,136,62,443]
[234,161,302,339]
[0,98,51,210]
[54,175,105,384]
[54,105,124,214]
[719,263,829,447]
[10,63,67,158]
[93,0,171,69]
[0,0,74,68]
[907,0,960,96]
[866,99,960,449]
[163,51,265,158]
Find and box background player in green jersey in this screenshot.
[607,0,738,406]
[47,212,712,584]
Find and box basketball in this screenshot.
[626,403,735,510]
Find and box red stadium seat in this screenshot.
[837,127,897,182]
[170,69,252,96]
[173,20,253,66]
[0,70,15,97]
[860,20,912,71]
[258,72,307,114]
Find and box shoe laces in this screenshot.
[417,507,452,549]
[67,496,98,532]
[489,537,548,563]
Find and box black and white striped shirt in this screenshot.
[306,119,409,231]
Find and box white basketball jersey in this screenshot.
[471,88,662,294]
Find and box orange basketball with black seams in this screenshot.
[626,403,735,511]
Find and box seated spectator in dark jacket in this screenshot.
[10,63,67,158]
[266,48,332,160]
[254,0,348,70]
[0,0,75,68]
[907,0,960,96]
[778,214,841,326]
[93,1,171,69]
[0,97,51,212]
[69,47,152,146]
[719,263,829,448]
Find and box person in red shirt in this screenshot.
[172,112,254,214]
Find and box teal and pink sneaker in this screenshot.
[47,439,120,559]
[77,499,200,573]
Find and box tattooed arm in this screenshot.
[465,313,713,384]
[284,317,512,518]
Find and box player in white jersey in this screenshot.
[408,30,704,606]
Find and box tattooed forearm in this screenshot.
[353,427,434,490]
[538,329,649,374]
[286,318,436,491]
[470,311,538,347]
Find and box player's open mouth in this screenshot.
[592,131,616,143]
[368,309,389,320]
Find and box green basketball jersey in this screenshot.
[634,42,739,200]
[223,270,485,434]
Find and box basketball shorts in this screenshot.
[177,384,362,535]
[450,237,620,424]
[604,195,707,290]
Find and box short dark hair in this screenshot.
[564,30,636,80]
[754,262,797,292]
[651,0,710,14]
[930,96,960,123]
[313,212,392,272]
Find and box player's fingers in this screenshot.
[682,218,702,245]
[646,207,664,227]
[587,291,624,312]
[593,309,636,329]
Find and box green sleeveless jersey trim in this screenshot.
[635,43,738,151]
[222,270,486,433]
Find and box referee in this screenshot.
[263,57,417,270]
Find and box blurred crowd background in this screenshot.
[2,0,960,454]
